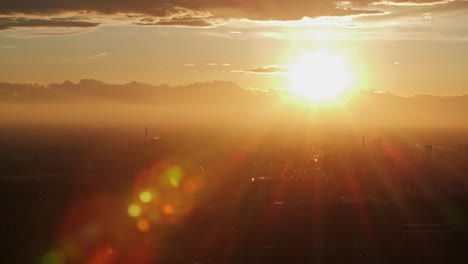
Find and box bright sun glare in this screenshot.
[288,51,352,103]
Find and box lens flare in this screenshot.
[41,249,66,264]
[85,244,116,264]
[127,204,141,218]
[136,218,151,232]
[163,203,175,215]
[139,191,153,203]
[129,161,205,226]
[166,167,183,188]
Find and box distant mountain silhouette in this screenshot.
[0,79,262,105]
[1,80,467,127]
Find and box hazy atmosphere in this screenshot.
[1,1,468,264]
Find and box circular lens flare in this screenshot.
[127,204,141,218]
[139,191,153,203]
[163,204,175,215]
[136,218,151,232]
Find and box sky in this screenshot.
[1,0,468,96]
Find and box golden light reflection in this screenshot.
[288,50,353,103]
[139,191,153,203]
[127,204,141,218]
[166,166,182,188]
[163,203,175,215]
[136,218,151,232]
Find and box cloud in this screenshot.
[0,0,384,24]
[6,28,97,38]
[134,15,215,27]
[357,0,468,22]
[91,52,108,57]
[369,0,453,6]
[237,66,289,74]
[199,63,231,67]
[0,17,100,30]
[140,19,213,27]
[0,0,465,32]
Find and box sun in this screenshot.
[288,51,352,103]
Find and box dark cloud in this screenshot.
[0,0,383,21]
[0,0,463,29]
[0,17,100,30]
[0,1,176,16]
[426,0,468,12]
[206,1,382,20]
[135,16,214,27]
[356,0,468,22]
[239,66,289,74]
[351,0,453,5]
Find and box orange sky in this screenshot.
[1,0,468,95]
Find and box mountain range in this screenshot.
[1,79,467,127]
